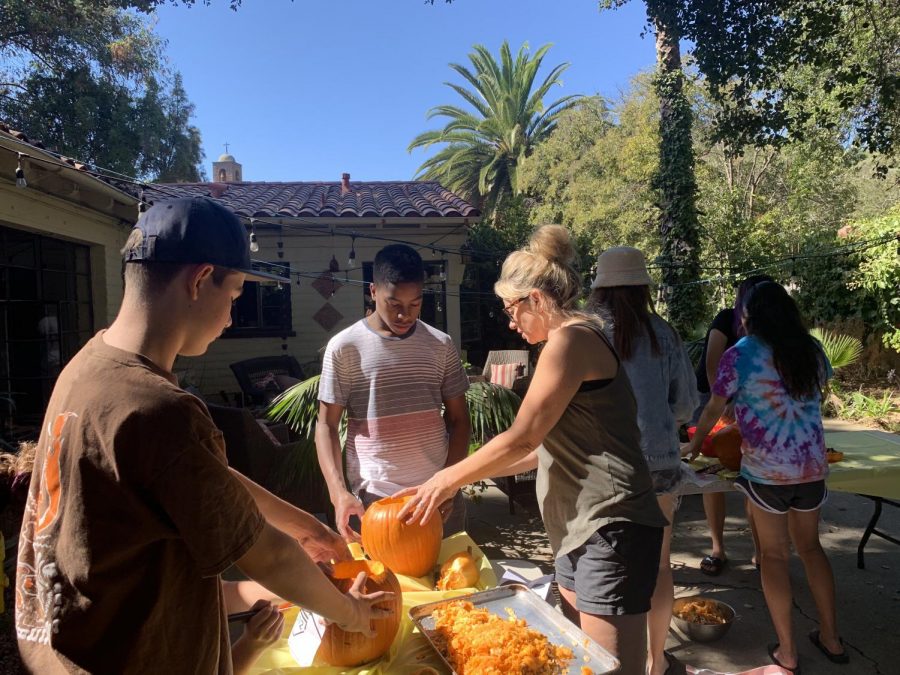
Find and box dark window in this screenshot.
[362,260,447,332]
[0,224,94,433]
[224,262,293,338]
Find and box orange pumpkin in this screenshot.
[361,496,442,577]
[316,560,402,667]
[436,549,480,590]
[710,424,743,471]
[688,419,729,457]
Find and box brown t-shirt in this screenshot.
[16,333,264,674]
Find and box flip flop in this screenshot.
[768,643,801,674]
[809,630,850,664]
[700,555,727,576]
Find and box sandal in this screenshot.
[699,555,727,576]
[809,630,850,664]
[768,643,801,674]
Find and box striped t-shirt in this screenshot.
[318,319,469,496]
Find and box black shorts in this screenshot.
[555,521,663,616]
[735,476,828,514]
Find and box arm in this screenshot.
[222,579,281,614]
[705,329,728,389]
[237,521,393,636]
[492,448,539,477]
[443,394,470,467]
[683,394,728,460]
[230,469,350,562]
[315,401,364,542]
[397,326,614,524]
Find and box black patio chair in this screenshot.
[229,355,306,407]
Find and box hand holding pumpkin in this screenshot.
[393,473,456,527]
[335,571,397,637]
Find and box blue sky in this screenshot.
[154,1,656,182]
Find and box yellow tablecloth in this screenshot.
[250,532,497,674]
[684,430,900,500]
[824,430,900,500]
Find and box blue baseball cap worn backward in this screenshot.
[125,197,287,283]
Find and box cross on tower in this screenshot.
[224,142,230,154]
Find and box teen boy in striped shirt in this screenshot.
[316,244,470,541]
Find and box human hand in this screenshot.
[681,440,700,461]
[297,519,352,564]
[337,572,396,636]
[333,491,365,543]
[393,474,455,526]
[242,599,285,647]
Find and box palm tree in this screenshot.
[409,41,581,218]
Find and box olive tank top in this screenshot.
[536,322,668,557]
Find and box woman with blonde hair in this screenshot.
[398,225,667,674]
[587,247,697,675]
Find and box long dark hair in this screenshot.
[743,281,824,400]
[733,274,774,337]
[587,285,661,360]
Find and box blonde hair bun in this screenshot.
[527,225,576,266]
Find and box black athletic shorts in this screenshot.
[735,476,827,514]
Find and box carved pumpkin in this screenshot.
[710,424,743,471]
[316,560,402,667]
[436,549,480,590]
[361,496,443,577]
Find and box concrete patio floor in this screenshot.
[464,478,898,675]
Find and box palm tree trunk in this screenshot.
[647,2,704,336]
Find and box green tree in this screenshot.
[600,1,704,335]
[0,66,206,182]
[0,0,208,181]
[519,90,660,256]
[408,41,582,218]
[600,1,899,168]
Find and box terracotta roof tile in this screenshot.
[145,180,479,219]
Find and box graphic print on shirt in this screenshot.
[16,411,78,645]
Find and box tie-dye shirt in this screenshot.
[712,336,832,485]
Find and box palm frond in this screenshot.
[465,381,522,446]
[810,328,864,370]
[409,40,583,213]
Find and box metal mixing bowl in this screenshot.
[671,595,735,643]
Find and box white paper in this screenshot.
[499,569,553,601]
[287,608,328,667]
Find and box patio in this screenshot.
[465,475,898,675]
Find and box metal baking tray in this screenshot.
[409,584,620,674]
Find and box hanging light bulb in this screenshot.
[15,153,27,188]
[249,220,259,253]
[329,254,340,273]
[436,299,443,313]
[295,275,301,287]
[348,237,357,268]
[276,238,284,259]
[439,267,447,282]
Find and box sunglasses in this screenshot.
[502,296,530,321]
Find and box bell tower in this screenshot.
[212,143,242,182]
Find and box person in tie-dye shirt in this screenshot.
[686,282,848,672]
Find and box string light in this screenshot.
[329,255,340,273]
[348,236,357,268]
[249,219,259,253]
[15,153,26,188]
